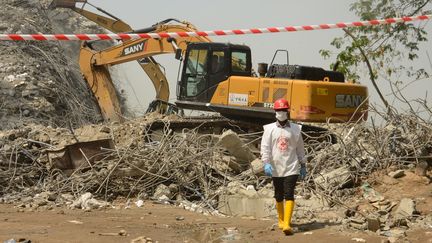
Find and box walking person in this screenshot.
[261,98,307,235]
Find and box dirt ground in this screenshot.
[0,202,431,243]
[370,170,432,215]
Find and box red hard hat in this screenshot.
[274,98,290,110]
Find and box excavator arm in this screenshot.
[50,0,211,122]
[79,23,211,122]
[49,0,133,32]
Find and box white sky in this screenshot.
[85,0,432,117]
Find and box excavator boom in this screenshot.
[78,22,211,122]
[50,0,210,121]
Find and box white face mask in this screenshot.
[275,111,288,121]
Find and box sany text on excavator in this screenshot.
[50,0,368,129]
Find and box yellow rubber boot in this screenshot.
[283,200,294,235]
[276,201,284,229]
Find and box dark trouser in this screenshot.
[272,175,299,202]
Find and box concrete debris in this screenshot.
[175,216,185,221]
[157,195,170,204]
[218,193,275,218]
[249,158,264,175]
[394,198,416,220]
[349,219,367,231]
[367,216,381,232]
[153,184,172,200]
[313,166,352,189]
[351,238,366,242]
[0,2,431,234]
[135,200,144,208]
[388,170,405,179]
[4,239,31,243]
[361,183,385,203]
[70,192,109,210]
[0,0,110,130]
[177,200,212,215]
[68,220,84,225]
[350,217,366,225]
[371,200,397,213]
[381,228,407,238]
[217,130,256,172]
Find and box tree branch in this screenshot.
[343,29,391,116]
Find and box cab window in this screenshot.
[231,51,247,72]
[185,49,208,97]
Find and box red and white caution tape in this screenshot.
[0,15,430,41]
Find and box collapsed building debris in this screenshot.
[0,1,431,242]
[0,109,430,241]
[0,0,110,130]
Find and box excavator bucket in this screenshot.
[49,0,86,9]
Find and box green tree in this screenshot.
[320,0,431,109]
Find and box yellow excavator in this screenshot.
[49,0,207,117]
[50,0,368,130]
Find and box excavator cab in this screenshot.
[177,42,252,107]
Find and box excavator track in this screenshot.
[145,116,336,150]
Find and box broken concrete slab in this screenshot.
[220,155,244,173]
[381,228,406,239]
[314,166,352,189]
[153,184,172,200]
[249,158,264,175]
[218,194,275,218]
[367,216,381,232]
[349,221,367,231]
[394,198,416,220]
[217,130,256,167]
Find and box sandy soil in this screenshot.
[1,169,431,243]
[1,202,431,243]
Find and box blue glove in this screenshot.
[300,164,307,180]
[264,163,273,177]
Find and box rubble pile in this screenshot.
[1,111,430,206]
[0,109,430,242]
[299,110,432,239]
[308,111,432,196]
[0,117,247,210]
[0,0,106,130]
[0,1,430,241]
